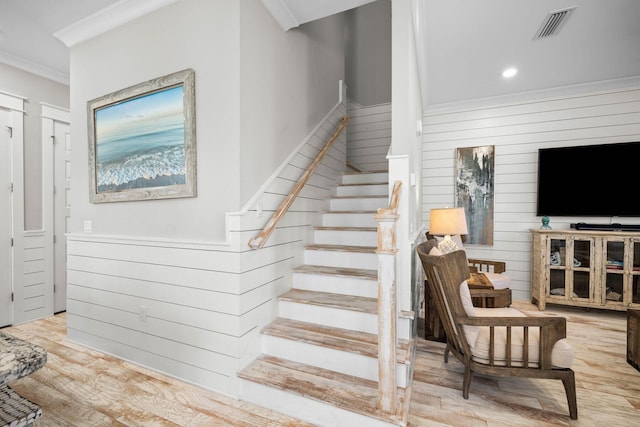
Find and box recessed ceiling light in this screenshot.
[502,67,518,78]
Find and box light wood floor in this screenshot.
[3,301,639,426]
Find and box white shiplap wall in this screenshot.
[66,100,347,397]
[422,86,640,301]
[346,100,391,172]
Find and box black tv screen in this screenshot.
[536,142,640,217]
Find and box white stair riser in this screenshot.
[397,319,411,341]
[240,380,399,427]
[336,184,388,197]
[305,250,377,270]
[330,197,386,211]
[279,300,378,334]
[278,300,412,339]
[261,335,407,387]
[342,173,388,185]
[292,273,377,298]
[322,212,377,228]
[314,229,378,247]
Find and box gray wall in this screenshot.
[70,0,241,241]
[345,0,391,106]
[0,63,69,230]
[239,0,345,204]
[69,0,345,242]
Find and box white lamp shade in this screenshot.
[429,207,468,236]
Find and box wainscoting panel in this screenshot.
[66,236,269,396]
[346,101,391,172]
[65,315,240,394]
[423,86,640,301]
[234,211,319,235]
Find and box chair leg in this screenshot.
[444,344,450,363]
[462,366,473,399]
[561,370,578,420]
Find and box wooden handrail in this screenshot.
[248,116,350,249]
[345,161,363,172]
[376,180,402,413]
[387,180,402,212]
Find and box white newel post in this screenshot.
[376,207,399,413]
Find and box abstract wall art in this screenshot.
[455,145,495,245]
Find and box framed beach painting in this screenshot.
[87,68,196,203]
[455,145,495,245]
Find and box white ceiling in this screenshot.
[0,0,122,83]
[1,0,639,109]
[418,0,640,108]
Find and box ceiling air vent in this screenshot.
[534,6,576,39]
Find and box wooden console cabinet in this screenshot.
[531,229,640,311]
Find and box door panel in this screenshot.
[54,122,71,313]
[1,109,13,326]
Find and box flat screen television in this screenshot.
[536,141,640,217]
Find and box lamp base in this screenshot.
[437,235,459,254]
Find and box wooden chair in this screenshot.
[416,240,578,420]
[424,231,511,313]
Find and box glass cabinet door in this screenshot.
[572,238,591,300]
[548,238,568,300]
[547,236,592,302]
[604,238,625,306]
[631,238,640,307]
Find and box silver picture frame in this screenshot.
[87,68,196,203]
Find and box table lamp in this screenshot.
[429,207,468,253]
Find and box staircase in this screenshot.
[239,171,414,427]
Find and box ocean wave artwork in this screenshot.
[95,85,186,192]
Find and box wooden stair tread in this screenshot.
[263,318,412,363]
[292,264,377,280]
[238,355,407,426]
[280,289,378,313]
[304,244,376,253]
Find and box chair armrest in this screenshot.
[468,258,506,274]
[457,315,567,368]
[462,315,565,330]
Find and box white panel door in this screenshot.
[0,109,13,326]
[53,122,71,313]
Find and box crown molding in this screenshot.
[424,76,640,115]
[0,51,69,85]
[260,0,300,31]
[54,0,179,47]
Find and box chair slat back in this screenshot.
[417,241,472,356]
